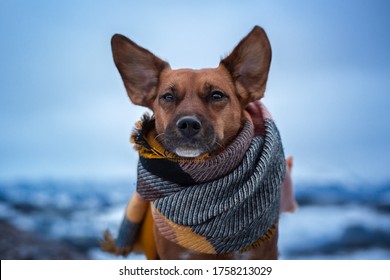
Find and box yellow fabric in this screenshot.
[125,192,149,223]
[129,111,276,256]
[152,205,217,254]
[132,205,158,260]
[151,204,275,255]
[130,117,210,161]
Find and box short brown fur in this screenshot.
[110,26,279,259]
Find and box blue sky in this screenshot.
[1,0,389,183]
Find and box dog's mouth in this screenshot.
[175,147,207,158]
[162,115,218,158]
[163,135,218,158]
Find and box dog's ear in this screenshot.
[111,34,169,108]
[220,26,271,104]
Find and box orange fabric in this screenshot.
[132,205,158,259]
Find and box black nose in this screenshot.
[176,116,202,137]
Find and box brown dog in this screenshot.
[102,26,296,259]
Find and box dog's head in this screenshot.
[112,26,271,157]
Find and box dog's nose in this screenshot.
[176,116,202,137]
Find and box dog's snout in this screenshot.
[176,116,202,137]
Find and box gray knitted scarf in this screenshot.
[133,110,286,254]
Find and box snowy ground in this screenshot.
[0,179,389,260]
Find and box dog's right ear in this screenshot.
[220,26,272,104]
[111,34,169,108]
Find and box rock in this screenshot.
[0,220,88,260]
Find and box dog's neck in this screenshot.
[131,109,256,162]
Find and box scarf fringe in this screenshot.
[238,223,277,254]
[130,113,166,158]
[131,113,209,161]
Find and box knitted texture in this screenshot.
[133,105,286,255]
[115,218,141,248]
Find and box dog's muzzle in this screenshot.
[164,115,216,157]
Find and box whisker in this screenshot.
[225,134,237,142]
[154,133,165,142]
[207,141,224,153]
[215,141,224,149]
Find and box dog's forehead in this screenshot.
[158,67,234,93]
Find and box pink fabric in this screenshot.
[280,156,298,213]
[246,101,298,214]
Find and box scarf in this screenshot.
[131,102,286,255]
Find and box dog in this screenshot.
[101,26,296,260]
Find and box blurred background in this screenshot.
[0,0,389,259]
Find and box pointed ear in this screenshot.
[220,26,272,104]
[111,34,170,108]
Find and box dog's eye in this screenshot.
[161,93,175,102]
[210,91,225,101]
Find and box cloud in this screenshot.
[1,1,389,182]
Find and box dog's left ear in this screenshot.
[220,26,271,104]
[111,34,169,108]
